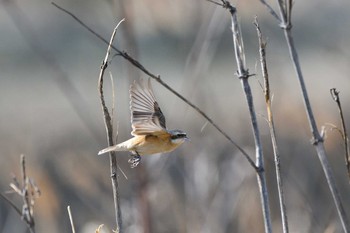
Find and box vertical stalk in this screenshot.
[274,0,349,231]
[260,0,350,230]
[241,78,272,233]
[283,27,349,233]
[330,88,350,181]
[98,21,125,233]
[255,19,289,233]
[227,3,272,232]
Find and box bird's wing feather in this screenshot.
[130,78,166,136]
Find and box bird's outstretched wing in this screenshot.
[130,78,167,136]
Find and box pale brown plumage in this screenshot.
[98,78,188,167]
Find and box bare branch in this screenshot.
[0,155,38,233]
[21,155,34,228]
[204,0,225,7]
[330,88,350,181]
[258,0,350,231]
[98,20,124,233]
[254,17,289,233]
[259,0,281,22]
[216,1,272,232]
[324,123,344,139]
[0,192,22,217]
[67,206,76,233]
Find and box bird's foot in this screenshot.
[128,153,141,168]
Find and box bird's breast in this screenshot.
[133,134,179,155]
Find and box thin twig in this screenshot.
[282,8,349,233]
[20,155,35,233]
[261,0,350,231]
[0,155,38,233]
[254,17,289,233]
[0,192,22,216]
[330,88,350,181]
[220,1,272,232]
[67,206,76,233]
[98,20,125,233]
[325,123,344,139]
[96,224,104,233]
[51,2,257,170]
[21,156,32,224]
[109,72,128,180]
[259,0,281,22]
[204,0,225,7]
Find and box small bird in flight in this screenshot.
[98,78,188,168]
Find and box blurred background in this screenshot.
[1,0,350,232]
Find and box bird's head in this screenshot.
[169,130,189,145]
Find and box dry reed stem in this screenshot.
[0,155,39,233]
[98,20,125,233]
[330,88,350,181]
[260,0,350,231]
[67,206,76,233]
[215,1,272,232]
[254,17,289,233]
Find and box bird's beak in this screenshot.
[185,136,190,142]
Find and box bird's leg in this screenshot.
[128,152,141,168]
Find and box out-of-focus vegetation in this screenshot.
[1,0,350,232]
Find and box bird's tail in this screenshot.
[98,144,124,155]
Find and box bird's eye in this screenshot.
[171,132,187,140]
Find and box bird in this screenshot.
[98,78,188,168]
